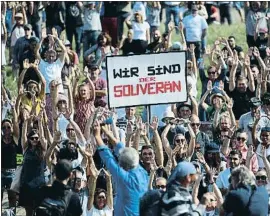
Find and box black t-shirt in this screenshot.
[228,88,255,120]
[147,41,161,53]
[1,139,17,169]
[37,181,83,216]
[255,37,268,59]
[121,39,135,55]
[26,2,41,24]
[65,2,83,27]
[103,2,118,17]
[222,45,243,55]
[45,3,65,28]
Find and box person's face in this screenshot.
[57,100,67,112]
[141,148,154,164]
[228,38,235,47]
[155,179,167,191]
[29,134,39,146]
[2,122,13,135]
[153,30,160,41]
[88,3,95,9]
[99,36,107,46]
[15,17,23,25]
[237,80,247,93]
[229,154,241,168]
[125,107,136,118]
[68,142,77,151]
[251,2,260,11]
[250,67,259,79]
[256,172,267,186]
[205,193,217,210]
[135,13,141,22]
[174,135,186,147]
[251,106,260,116]
[24,28,32,36]
[236,132,247,147]
[179,106,191,119]
[66,125,75,139]
[220,130,229,142]
[27,83,38,94]
[207,69,217,80]
[95,192,107,209]
[190,119,200,133]
[46,51,57,64]
[79,85,90,99]
[220,118,230,130]
[90,67,100,79]
[29,42,37,51]
[261,131,270,145]
[212,96,223,108]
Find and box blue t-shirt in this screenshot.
[223,184,268,216]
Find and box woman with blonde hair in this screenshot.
[125,10,150,54]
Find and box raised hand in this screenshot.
[226,98,234,109]
[196,152,206,164]
[53,131,62,143]
[140,123,147,136]
[253,47,260,57]
[207,80,212,91]
[63,108,72,120]
[247,145,254,159]
[41,28,47,40]
[244,54,250,66]
[189,44,196,54]
[218,80,224,91]
[93,120,101,137]
[149,116,159,131]
[23,59,30,69]
[126,121,134,136]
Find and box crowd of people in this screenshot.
[1,1,270,216]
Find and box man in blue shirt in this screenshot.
[93,120,149,216]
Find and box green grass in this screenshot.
[3,8,247,115]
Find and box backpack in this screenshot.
[34,190,73,216]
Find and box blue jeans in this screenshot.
[66,26,83,58]
[82,30,101,55]
[5,9,12,35]
[165,6,180,34]
[1,170,15,190]
[31,20,42,39]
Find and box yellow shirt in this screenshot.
[21,95,43,115]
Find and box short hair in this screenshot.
[119,147,139,170]
[2,119,12,126]
[141,145,153,153]
[228,35,235,40]
[231,165,256,187]
[236,75,248,83]
[229,149,242,159]
[235,128,246,134]
[55,159,73,181]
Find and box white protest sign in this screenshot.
[106,52,187,108]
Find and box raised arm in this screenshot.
[52,35,67,63]
[186,121,196,159]
[45,131,61,169]
[229,51,238,92]
[161,124,173,156]
[21,119,29,153]
[87,164,99,210]
[261,146,270,181]
[149,116,164,166]
[37,110,47,152]
[244,55,255,92]
[104,169,113,209]
[199,81,212,111]
[125,13,133,29]
[11,103,19,144]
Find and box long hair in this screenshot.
[27,129,44,161]
[93,188,107,209]
[231,165,256,187]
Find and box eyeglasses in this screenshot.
[97,195,106,199]
[191,123,200,127]
[237,137,246,142]
[30,137,39,141]
[256,175,267,181]
[175,139,185,143]
[66,128,74,132]
[156,185,166,189]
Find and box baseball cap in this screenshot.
[15,13,23,18]
[167,161,196,186]
[249,97,262,107]
[24,24,32,30]
[191,5,198,11]
[29,36,39,43]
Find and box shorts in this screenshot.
[1,170,16,190]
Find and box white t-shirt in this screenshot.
[87,205,113,216]
[256,144,270,168]
[187,73,198,99]
[183,14,208,42]
[11,25,25,47]
[39,59,64,93]
[132,21,150,41]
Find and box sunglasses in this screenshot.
[256,175,267,181]
[175,139,185,143]
[30,137,39,141]
[97,196,106,199]
[91,67,98,71]
[156,185,166,189]
[142,152,153,156]
[66,128,74,132]
[208,71,216,75]
[237,137,246,142]
[210,199,217,202]
[2,126,11,130]
[191,123,200,127]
